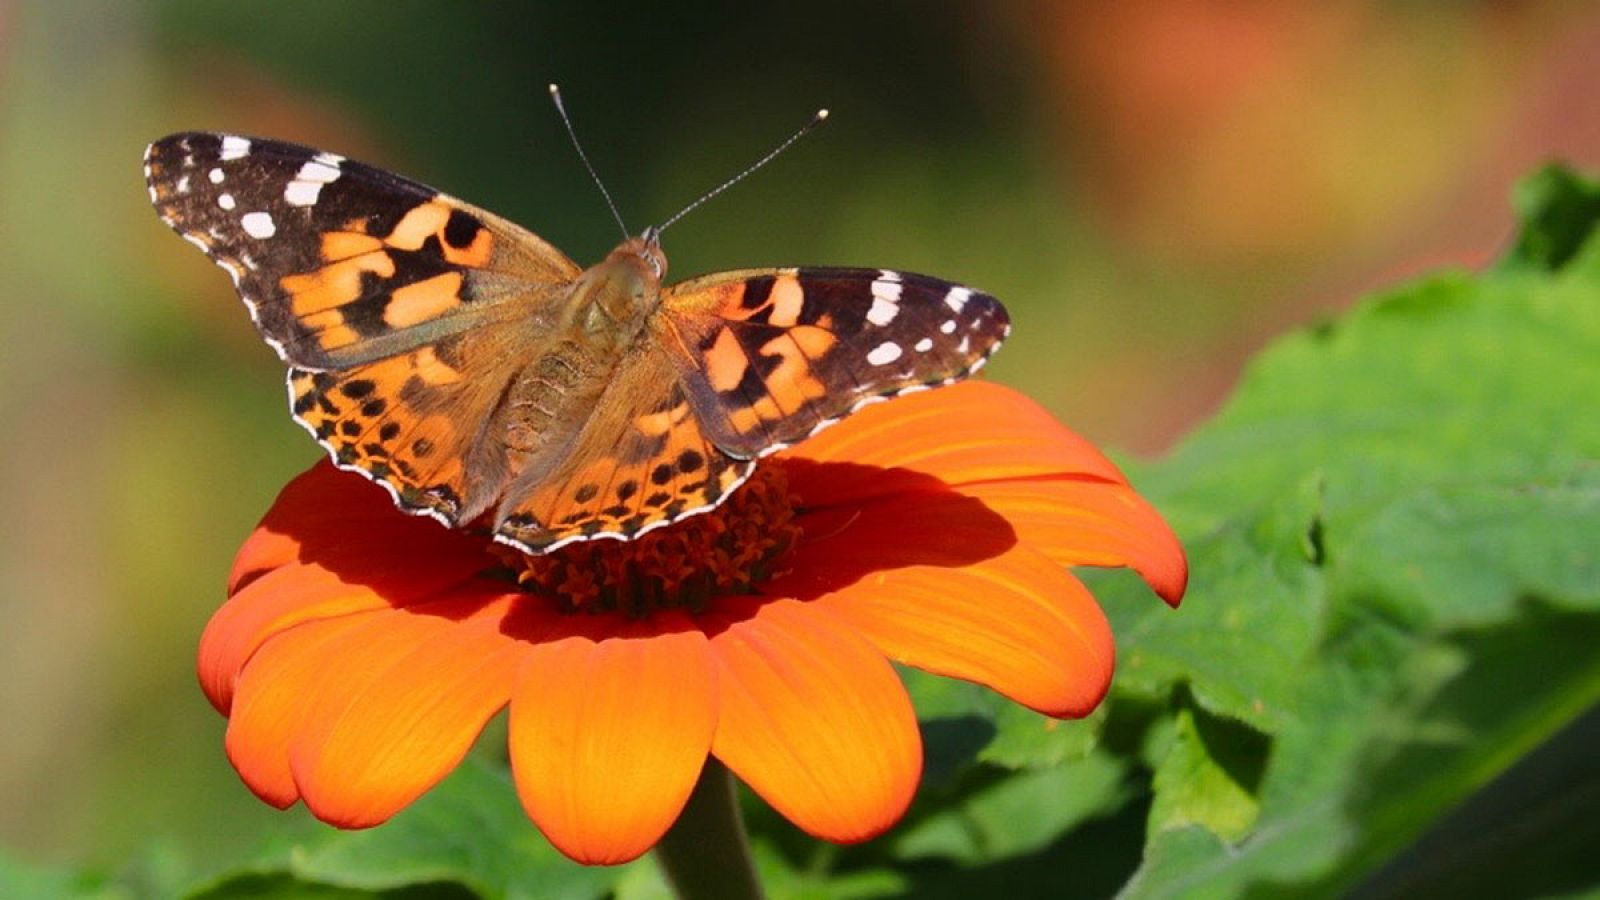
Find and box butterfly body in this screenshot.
[145,132,1009,553]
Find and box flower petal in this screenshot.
[706,598,921,843]
[226,460,486,595]
[507,610,716,865]
[804,537,1115,718]
[200,564,390,714]
[203,465,492,714]
[780,381,1126,508]
[959,478,1188,605]
[778,489,1020,603]
[225,611,373,808]
[285,589,522,828]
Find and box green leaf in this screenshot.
[891,751,1129,866]
[1113,165,1600,897]
[1147,707,1263,843]
[1097,472,1327,731]
[183,759,626,900]
[1501,164,1600,273]
[902,667,1109,778]
[189,873,453,899]
[0,852,126,900]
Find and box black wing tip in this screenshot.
[146,131,223,155]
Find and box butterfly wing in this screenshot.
[490,266,1008,553]
[146,132,584,523]
[491,342,754,553]
[286,327,536,527]
[144,132,581,370]
[658,267,1009,458]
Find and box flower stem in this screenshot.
[654,758,764,900]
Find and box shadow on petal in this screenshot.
[231,461,498,611]
[763,460,1020,603]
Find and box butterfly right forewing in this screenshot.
[658,267,1009,458]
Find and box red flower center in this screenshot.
[492,466,802,614]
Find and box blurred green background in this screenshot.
[3,0,1599,881]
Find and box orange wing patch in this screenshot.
[384,273,466,328]
[382,199,496,267]
[283,250,396,317]
[703,327,751,393]
[722,327,835,437]
[273,199,496,359]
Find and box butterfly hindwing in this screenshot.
[144,132,581,370]
[287,326,533,528]
[659,267,1009,458]
[493,346,754,552]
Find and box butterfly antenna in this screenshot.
[654,108,829,236]
[549,83,630,240]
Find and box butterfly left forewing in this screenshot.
[145,132,581,371]
[146,132,601,526]
[658,267,1009,458]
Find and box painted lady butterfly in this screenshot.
[143,127,1008,553]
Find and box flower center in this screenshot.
[492,465,801,615]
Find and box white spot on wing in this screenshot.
[867,341,903,366]
[285,158,342,207]
[298,159,341,182]
[944,286,972,313]
[284,180,322,207]
[940,319,957,334]
[866,271,903,326]
[217,193,235,210]
[240,211,276,239]
[208,168,224,184]
[914,337,934,352]
[220,136,251,160]
[175,175,190,194]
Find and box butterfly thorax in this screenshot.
[564,236,668,353]
[489,238,671,481]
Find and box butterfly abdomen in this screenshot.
[498,344,606,456]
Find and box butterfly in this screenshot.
[143,130,1009,553]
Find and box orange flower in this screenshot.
[200,381,1185,865]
